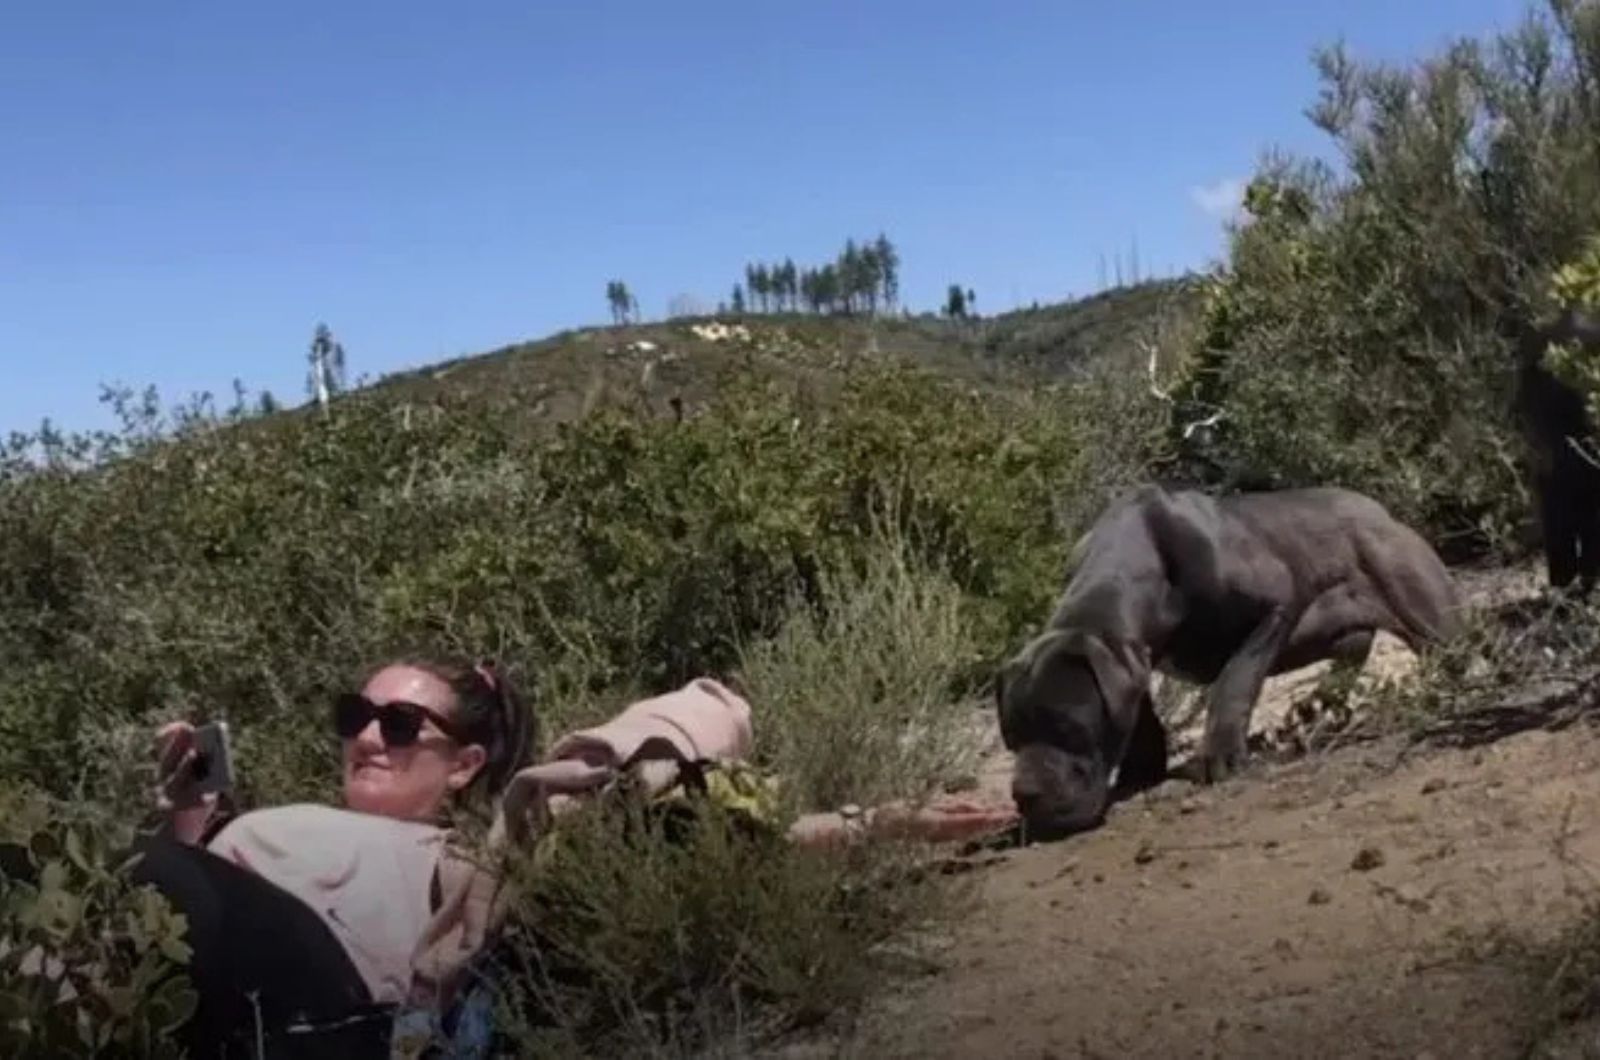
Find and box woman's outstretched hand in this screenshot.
[154,720,218,845]
[787,794,1019,850]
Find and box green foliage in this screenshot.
[1165,2,1600,557]
[0,328,1138,1051]
[487,790,959,1057]
[0,353,1095,808]
[942,285,968,320]
[605,281,638,326]
[1543,234,1600,433]
[0,789,196,1058]
[743,234,899,317]
[736,522,980,813]
[306,323,347,404]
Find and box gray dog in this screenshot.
[996,484,1460,839]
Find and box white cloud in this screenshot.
[1190,177,1247,222]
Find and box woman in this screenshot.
[143,654,536,1056]
[139,658,1015,1054]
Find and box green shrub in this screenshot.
[487,794,959,1059]
[735,520,979,814]
[0,332,1144,1053]
[0,355,1099,806]
[1162,2,1600,557]
[0,787,196,1058]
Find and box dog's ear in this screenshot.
[1071,632,1151,733]
[993,648,1033,747]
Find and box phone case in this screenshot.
[190,721,235,795]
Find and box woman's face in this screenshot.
[341,664,487,821]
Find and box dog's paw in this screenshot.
[1197,744,1247,785]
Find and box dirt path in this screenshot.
[832,725,1600,1059]
[780,566,1600,1059]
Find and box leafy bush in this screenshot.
[735,520,979,815]
[1162,1,1600,558]
[0,329,1155,1052]
[0,788,196,1057]
[0,353,1102,807]
[487,793,960,1059]
[1543,233,1600,441]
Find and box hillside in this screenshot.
[358,276,1198,425]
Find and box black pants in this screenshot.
[3,832,392,1058]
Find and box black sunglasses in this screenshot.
[333,692,466,747]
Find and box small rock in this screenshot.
[1272,937,1295,956]
[1093,872,1105,884]
[1308,886,1333,905]
[1351,846,1385,872]
[1134,841,1158,865]
[1420,778,1447,795]
[1394,886,1431,913]
[1263,838,1280,850]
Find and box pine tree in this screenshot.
[943,285,967,319]
[818,265,840,314]
[731,284,746,314]
[306,323,346,409]
[859,243,881,315]
[839,241,861,313]
[780,258,797,313]
[752,264,771,312]
[606,281,633,325]
[874,233,900,311]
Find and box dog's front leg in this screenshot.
[1200,606,1297,784]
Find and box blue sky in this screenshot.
[1,1,1528,436]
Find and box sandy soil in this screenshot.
[776,563,1600,1060]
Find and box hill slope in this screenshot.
[359,277,1198,425]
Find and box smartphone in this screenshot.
[188,720,235,795]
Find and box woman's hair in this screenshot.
[386,653,540,801]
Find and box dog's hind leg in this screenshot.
[1355,522,1463,650]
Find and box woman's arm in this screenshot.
[787,794,1019,849]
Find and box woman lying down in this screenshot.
[107,655,1017,1056]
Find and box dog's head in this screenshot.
[994,628,1151,840]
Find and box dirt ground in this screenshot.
[777,565,1600,1060]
